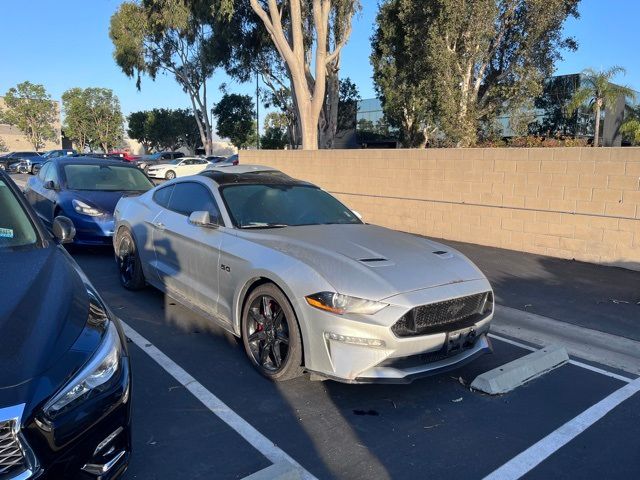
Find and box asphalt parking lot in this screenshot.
[8,172,640,479]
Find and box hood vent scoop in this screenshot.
[358,257,393,268]
[433,250,454,259]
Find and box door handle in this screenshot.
[154,222,165,230]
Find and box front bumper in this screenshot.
[145,170,165,179]
[66,213,115,246]
[298,279,494,383]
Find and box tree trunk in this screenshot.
[594,99,602,147]
[319,63,340,149]
[250,0,353,151]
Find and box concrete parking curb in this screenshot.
[471,344,569,395]
[493,305,640,376]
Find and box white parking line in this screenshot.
[120,321,318,480]
[489,333,635,384]
[484,376,640,480]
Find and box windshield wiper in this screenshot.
[241,223,288,229]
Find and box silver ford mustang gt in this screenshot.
[113,166,494,383]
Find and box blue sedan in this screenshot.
[24,157,154,245]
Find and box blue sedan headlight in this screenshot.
[72,199,104,217]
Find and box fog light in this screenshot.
[324,332,386,348]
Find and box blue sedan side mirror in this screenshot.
[52,216,76,244]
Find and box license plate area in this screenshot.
[446,326,477,354]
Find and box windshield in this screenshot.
[63,164,154,191]
[0,178,38,249]
[221,184,362,228]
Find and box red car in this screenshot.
[108,150,140,162]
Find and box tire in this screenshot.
[115,229,146,290]
[30,165,35,174]
[165,170,176,180]
[241,284,303,381]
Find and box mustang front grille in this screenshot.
[0,420,25,476]
[391,292,492,337]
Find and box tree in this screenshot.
[337,77,360,131]
[1,81,57,151]
[127,110,153,152]
[243,0,360,150]
[261,112,288,149]
[373,0,580,147]
[567,67,637,147]
[212,93,256,149]
[110,1,217,154]
[620,105,640,145]
[127,108,201,152]
[508,103,537,138]
[62,87,124,152]
[371,0,438,147]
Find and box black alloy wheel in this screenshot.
[242,284,303,381]
[116,230,145,290]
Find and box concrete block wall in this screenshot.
[240,148,640,271]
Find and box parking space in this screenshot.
[70,248,640,480]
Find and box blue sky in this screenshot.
[1,0,638,126]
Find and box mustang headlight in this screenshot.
[73,199,104,217]
[305,292,388,315]
[43,313,122,418]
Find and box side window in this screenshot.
[162,153,171,160]
[175,152,184,159]
[38,163,50,180]
[168,182,221,222]
[43,163,59,186]
[182,159,193,165]
[153,185,174,208]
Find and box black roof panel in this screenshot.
[199,170,312,187]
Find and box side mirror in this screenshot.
[44,180,57,190]
[188,211,219,228]
[352,210,363,220]
[52,216,76,244]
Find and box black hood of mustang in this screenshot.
[0,245,89,392]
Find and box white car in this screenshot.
[146,157,211,180]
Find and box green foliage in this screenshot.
[620,105,640,145]
[260,112,288,149]
[212,93,256,149]
[0,138,8,153]
[110,0,218,153]
[371,0,437,147]
[567,67,637,146]
[1,81,57,151]
[62,87,124,152]
[372,0,580,147]
[127,108,200,152]
[337,78,361,131]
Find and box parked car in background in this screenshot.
[0,151,41,172]
[108,150,140,162]
[113,167,494,383]
[22,148,76,175]
[24,157,154,245]
[146,156,211,180]
[206,153,239,168]
[0,170,132,479]
[136,151,185,172]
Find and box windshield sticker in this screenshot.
[0,227,14,238]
